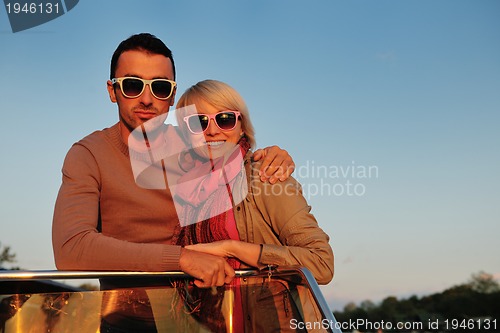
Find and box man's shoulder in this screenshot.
[77,123,119,147]
[62,123,121,162]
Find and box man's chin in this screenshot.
[139,113,168,131]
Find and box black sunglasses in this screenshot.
[111,77,176,100]
[183,111,241,134]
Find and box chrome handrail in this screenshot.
[292,267,338,326]
[0,268,263,281]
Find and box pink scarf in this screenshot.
[172,138,251,253]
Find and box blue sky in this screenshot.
[1,1,499,311]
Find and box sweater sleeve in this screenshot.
[52,143,181,271]
[255,176,334,285]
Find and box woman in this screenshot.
[172,79,334,332]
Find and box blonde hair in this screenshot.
[175,80,256,149]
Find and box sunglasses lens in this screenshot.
[216,112,237,130]
[151,80,173,99]
[186,112,238,133]
[121,78,144,98]
[188,115,209,133]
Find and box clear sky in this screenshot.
[1,0,499,311]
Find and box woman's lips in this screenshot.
[206,141,225,147]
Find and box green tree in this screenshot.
[360,299,375,312]
[0,242,17,267]
[380,296,399,320]
[343,301,357,312]
[468,271,500,294]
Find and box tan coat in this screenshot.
[233,153,334,285]
[232,153,334,332]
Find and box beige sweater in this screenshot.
[52,123,183,271]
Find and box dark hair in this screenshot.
[110,33,176,80]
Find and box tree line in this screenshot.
[333,271,499,332]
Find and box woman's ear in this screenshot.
[107,80,117,103]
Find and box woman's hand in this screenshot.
[185,240,233,258]
[185,240,261,267]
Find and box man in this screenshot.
[52,33,294,288]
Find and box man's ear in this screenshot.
[169,87,177,106]
[107,80,117,103]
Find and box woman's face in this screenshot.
[186,100,243,160]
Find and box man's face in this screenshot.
[107,50,176,142]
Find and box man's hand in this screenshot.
[252,145,295,184]
[179,247,235,288]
